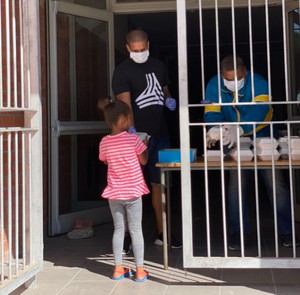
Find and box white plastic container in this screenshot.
[278,137,289,149]
[278,136,300,150]
[279,147,289,159]
[237,137,252,149]
[256,148,280,161]
[204,150,225,161]
[136,132,150,141]
[291,150,300,160]
[291,138,300,150]
[254,137,278,150]
[229,148,253,161]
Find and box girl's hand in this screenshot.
[143,137,149,146]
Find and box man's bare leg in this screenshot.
[151,183,163,234]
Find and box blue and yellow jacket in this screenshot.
[204,71,273,138]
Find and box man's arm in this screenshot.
[116,92,135,127]
[204,77,225,124]
[163,85,171,98]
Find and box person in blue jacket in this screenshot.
[204,54,298,251]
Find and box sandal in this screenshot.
[135,270,149,282]
[111,267,133,280]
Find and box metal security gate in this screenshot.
[0,1,43,294]
[177,0,300,268]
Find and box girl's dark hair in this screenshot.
[97,97,131,127]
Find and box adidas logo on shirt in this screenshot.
[135,73,164,109]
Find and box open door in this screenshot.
[48,1,114,235]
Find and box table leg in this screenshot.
[166,171,171,253]
[161,169,168,270]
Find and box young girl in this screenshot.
[98,97,149,282]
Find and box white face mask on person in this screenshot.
[130,50,149,64]
[223,78,245,92]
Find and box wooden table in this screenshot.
[156,157,300,269]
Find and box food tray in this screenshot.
[136,132,150,141]
[229,148,254,161]
[254,137,278,150]
[203,150,225,161]
[256,148,280,161]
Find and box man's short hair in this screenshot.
[126,29,148,44]
[221,55,245,71]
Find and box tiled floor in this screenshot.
[11,204,300,295]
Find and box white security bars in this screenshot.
[177,0,300,268]
[0,0,43,293]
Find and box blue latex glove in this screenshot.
[165,97,176,111]
[128,126,137,134]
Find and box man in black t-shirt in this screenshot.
[112,29,181,249]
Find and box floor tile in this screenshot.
[220,284,275,294]
[275,283,300,295]
[221,269,273,284]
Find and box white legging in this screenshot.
[109,197,144,267]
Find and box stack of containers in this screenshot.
[278,136,300,160]
[254,137,280,161]
[205,150,225,161]
[229,137,253,161]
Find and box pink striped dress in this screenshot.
[99,131,150,200]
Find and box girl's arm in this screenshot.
[137,138,149,165]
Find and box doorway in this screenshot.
[48,1,300,237]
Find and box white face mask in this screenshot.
[130,50,149,64]
[223,78,245,92]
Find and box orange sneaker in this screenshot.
[135,270,149,282]
[112,267,133,280]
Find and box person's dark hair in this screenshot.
[97,97,131,127]
[126,29,148,44]
[221,55,245,71]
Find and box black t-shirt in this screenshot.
[112,57,170,137]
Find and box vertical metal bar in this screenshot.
[270,123,279,257]
[205,156,211,258]
[0,1,3,108]
[252,124,261,257]
[214,0,222,104]
[177,0,193,268]
[0,134,4,283]
[281,0,289,102]
[19,0,25,108]
[28,132,32,263]
[219,125,228,257]
[22,132,26,267]
[24,0,31,109]
[265,0,272,101]
[12,0,18,108]
[5,0,11,107]
[248,0,255,100]
[287,123,296,257]
[15,132,19,273]
[198,0,205,100]
[236,124,245,257]
[231,0,238,98]
[8,132,12,278]
[203,125,211,255]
